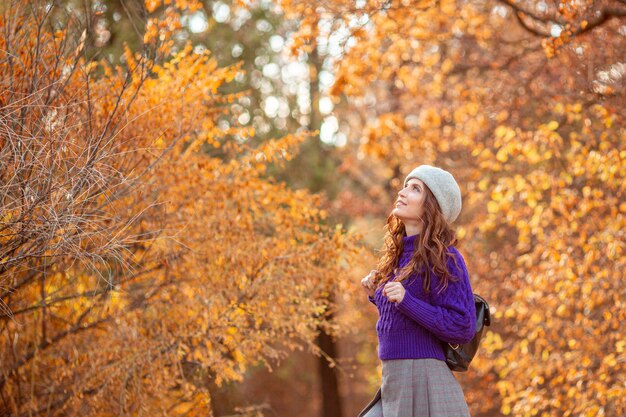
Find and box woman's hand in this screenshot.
[383,281,406,303]
[360,270,378,298]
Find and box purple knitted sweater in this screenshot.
[369,234,476,361]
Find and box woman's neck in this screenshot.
[404,222,422,237]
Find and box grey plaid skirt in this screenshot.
[358,359,471,417]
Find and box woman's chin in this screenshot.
[392,209,420,224]
[392,207,405,220]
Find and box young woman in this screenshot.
[358,165,476,417]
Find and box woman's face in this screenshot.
[393,178,427,223]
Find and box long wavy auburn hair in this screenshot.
[373,185,459,294]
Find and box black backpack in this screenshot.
[443,294,491,372]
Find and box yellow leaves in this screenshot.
[329,73,346,97]
[144,0,161,13]
[441,58,454,73]
[1,2,354,415]
[519,339,530,355]
[544,120,559,131]
[607,386,626,399]
[581,356,593,368]
[495,147,509,162]
[380,18,400,34]
[420,108,442,128]
[559,171,573,186]
[122,43,138,73]
[566,386,579,399]
[143,18,159,44]
[214,365,244,387]
[495,125,516,142]
[169,392,212,416]
[153,137,166,149]
[440,0,457,15]
[496,380,515,399]
[108,289,128,311]
[9,0,626,414]
[136,127,360,396]
[590,103,615,128]
[469,111,623,414]
[602,354,617,367]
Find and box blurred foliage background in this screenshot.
[1,0,624,416]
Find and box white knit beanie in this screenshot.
[403,165,462,223]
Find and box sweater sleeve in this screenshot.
[393,248,476,345]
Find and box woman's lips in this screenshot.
[396,201,406,207]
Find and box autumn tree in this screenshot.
[0,1,362,415]
[89,2,362,415]
[95,0,298,141]
[276,0,626,416]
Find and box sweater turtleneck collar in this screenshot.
[402,234,419,253]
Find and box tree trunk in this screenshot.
[317,323,344,417]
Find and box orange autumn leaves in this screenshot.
[3,0,625,415]
[0,1,362,415]
[276,0,626,416]
[472,104,625,417]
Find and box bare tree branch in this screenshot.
[496,0,626,38]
